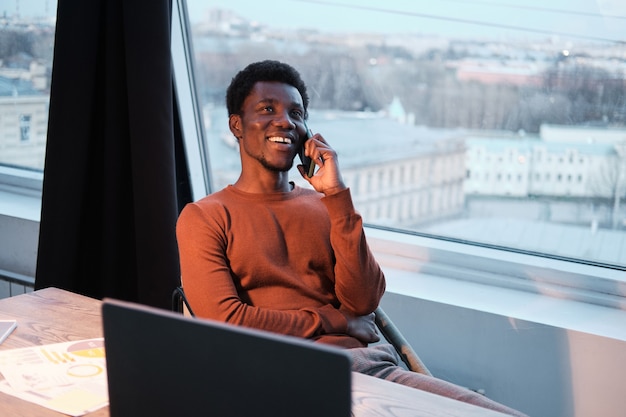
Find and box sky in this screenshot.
[184,0,626,43]
[6,0,626,43]
[1,0,55,17]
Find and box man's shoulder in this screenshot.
[195,186,233,205]
[179,187,235,217]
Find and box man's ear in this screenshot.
[229,114,243,139]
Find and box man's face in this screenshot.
[231,81,307,173]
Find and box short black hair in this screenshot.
[225,60,309,117]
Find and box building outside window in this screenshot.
[19,114,31,142]
[0,4,53,170]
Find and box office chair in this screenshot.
[172,286,432,376]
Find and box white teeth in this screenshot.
[268,136,292,144]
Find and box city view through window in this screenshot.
[1,0,625,267]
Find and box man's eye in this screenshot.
[291,110,303,118]
[263,106,274,112]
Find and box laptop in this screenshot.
[102,298,352,417]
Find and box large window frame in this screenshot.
[0,1,623,331]
[171,0,213,199]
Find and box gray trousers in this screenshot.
[349,344,529,417]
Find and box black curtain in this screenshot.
[35,0,191,309]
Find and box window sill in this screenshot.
[365,226,626,342]
[380,265,626,342]
[0,166,42,221]
[0,166,42,281]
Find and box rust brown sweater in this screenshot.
[176,185,386,348]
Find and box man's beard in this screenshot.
[259,155,294,173]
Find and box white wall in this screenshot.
[380,290,626,417]
[0,214,37,297]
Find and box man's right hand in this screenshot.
[343,311,380,344]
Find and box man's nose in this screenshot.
[272,110,296,128]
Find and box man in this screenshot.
[176,60,527,417]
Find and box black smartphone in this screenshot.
[299,121,316,177]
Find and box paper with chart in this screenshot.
[0,338,108,416]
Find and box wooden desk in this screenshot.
[0,288,506,417]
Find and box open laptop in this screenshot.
[102,298,352,417]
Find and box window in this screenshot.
[0,5,54,171]
[176,0,625,269]
[2,1,625,293]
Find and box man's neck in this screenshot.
[233,171,293,194]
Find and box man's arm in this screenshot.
[324,189,386,314]
[299,133,386,315]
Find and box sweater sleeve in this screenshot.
[322,188,386,315]
[176,202,349,338]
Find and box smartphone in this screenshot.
[0,320,17,345]
[298,121,316,178]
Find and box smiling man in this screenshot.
[176,60,527,417]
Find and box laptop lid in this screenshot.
[102,298,352,417]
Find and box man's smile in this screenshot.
[268,136,293,144]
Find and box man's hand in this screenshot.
[297,133,347,196]
[342,311,380,344]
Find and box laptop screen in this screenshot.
[102,298,352,417]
